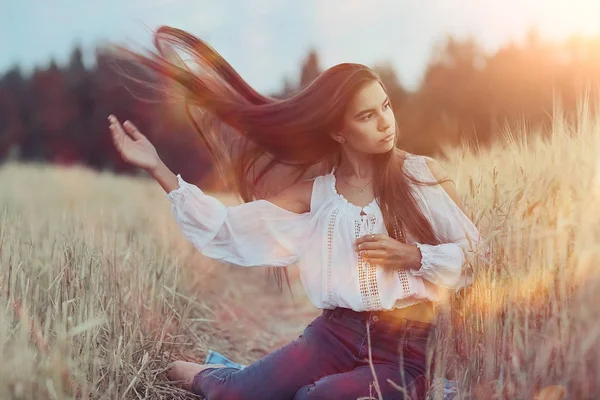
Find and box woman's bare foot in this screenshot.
[166,360,227,391]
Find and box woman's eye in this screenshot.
[361,103,389,121]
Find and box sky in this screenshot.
[2,0,600,93]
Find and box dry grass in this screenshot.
[0,164,318,399]
[1,102,599,399]
[429,100,600,399]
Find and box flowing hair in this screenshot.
[113,26,450,295]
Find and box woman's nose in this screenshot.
[379,114,392,131]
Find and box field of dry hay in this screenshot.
[1,107,599,399]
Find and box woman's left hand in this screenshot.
[354,234,422,270]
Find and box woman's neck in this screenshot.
[336,154,375,181]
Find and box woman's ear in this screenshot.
[330,132,346,144]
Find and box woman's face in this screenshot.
[336,80,397,153]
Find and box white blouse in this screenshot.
[165,153,488,311]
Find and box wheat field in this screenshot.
[1,104,599,399]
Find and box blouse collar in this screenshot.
[328,166,380,216]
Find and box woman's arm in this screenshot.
[164,174,317,268]
[109,114,317,267]
[149,159,179,194]
[409,156,489,289]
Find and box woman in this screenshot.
[108,26,487,399]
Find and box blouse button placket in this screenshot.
[356,212,382,311]
[325,207,340,308]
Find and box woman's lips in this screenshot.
[381,133,395,142]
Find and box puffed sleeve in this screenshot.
[165,174,317,267]
[407,156,490,290]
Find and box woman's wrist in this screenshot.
[148,160,179,194]
[409,244,423,270]
[147,158,164,176]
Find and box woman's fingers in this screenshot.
[109,121,121,143]
[123,120,146,141]
[355,241,383,251]
[109,115,129,140]
[360,249,386,258]
[109,120,122,149]
[109,115,131,155]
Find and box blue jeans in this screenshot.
[192,307,437,400]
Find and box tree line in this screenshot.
[1,31,599,188]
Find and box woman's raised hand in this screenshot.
[108,115,161,172]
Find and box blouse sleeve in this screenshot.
[164,174,317,268]
[408,157,490,290]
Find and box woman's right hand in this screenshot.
[109,115,161,172]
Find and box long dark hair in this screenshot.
[114,26,450,294]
